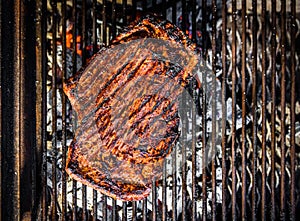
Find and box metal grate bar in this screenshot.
[112,199,117,221]
[202,0,207,57]
[171,0,176,24]
[241,0,247,219]
[61,0,68,220]
[251,0,258,219]
[132,0,137,22]
[162,161,167,221]
[122,0,127,25]
[93,0,98,53]
[152,180,157,220]
[181,0,187,31]
[290,0,296,220]
[270,0,277,219]
[181,0,188,219]
[0,2,20,219]
[191,0,196,40]
[132,201,137,221]
[211,0,217,220]
[93,190,97,221]
[171,2,177,212]
[101,1,108,219]
[142,0,147,11]
[122,202,127,221]
[261,0,267,219]
[201,0,208,218]
[103,195,107,221]
[221,0,228,220]
[162,0,166,18]
[41,0,48,219]
[102,0,107,46]
[72,0,78,219]
[0,0,2,217]
[231,0,237,219]
[152,0,156,8]
[72,181,77,220]
[280,0,287,219]
[142,199,147,221]
[81,1,88,220]
[191,0,197,220]
[51,0,58,219]
[82,0,87,66]
[172,144,177,221]
[112,0,117,40]
[91,11,98,217]
[201,71,207,221]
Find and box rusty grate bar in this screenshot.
[231,0,237,219]
[280,0,287,219]
[270,0,277,219]
[1,1,22,220]
[241,0,247,219]
[221,0,228,220]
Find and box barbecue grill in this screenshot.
[1,0,300,220]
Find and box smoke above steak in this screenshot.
[63,15,201,201]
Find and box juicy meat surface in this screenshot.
[63,15,201,201]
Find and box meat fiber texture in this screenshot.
[63,15,201,201]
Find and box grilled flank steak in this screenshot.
[63,15,201,201]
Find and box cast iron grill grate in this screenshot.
[0,0,300,220]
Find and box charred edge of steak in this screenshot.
[66,141,152,201]
[112,14,196,51]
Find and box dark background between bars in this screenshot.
[1,0,300,220]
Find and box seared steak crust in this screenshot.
[64,15,200,201]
